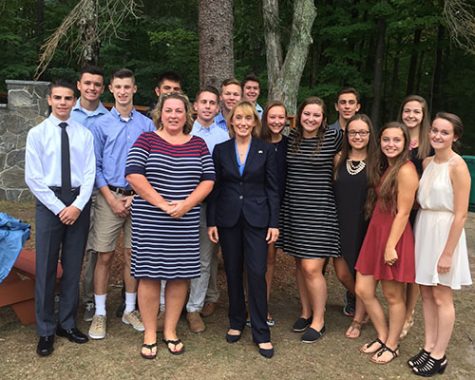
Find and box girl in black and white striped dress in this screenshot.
[279,97,342,343]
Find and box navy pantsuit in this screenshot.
[208,138,279,343]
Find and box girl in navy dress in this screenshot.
[397,95,432,340]
[260,101,288,326]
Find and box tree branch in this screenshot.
[443,0,475,54]
[34,0,141,79]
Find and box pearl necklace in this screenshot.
[346,159,366,175]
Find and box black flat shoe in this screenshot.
[257,343,274,359]
[37,335,55,357]
[225,330,242,343]
[292,316,312,332]
[301,325,326,343]
[408,349,431,368]
[413,355,447,377]
[56,326,89,344]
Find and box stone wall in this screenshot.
[0,80,50,201]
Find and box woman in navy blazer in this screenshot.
[207,101,280,358]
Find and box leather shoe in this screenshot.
[37,335,55,357]
[225,330,242,343]
[56,326,89,344]
[257,343,274,359]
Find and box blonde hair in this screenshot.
[227,100,262,138]
[151,92,194,134]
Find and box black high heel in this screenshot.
[413,355,447,377]
[408,349,431,368]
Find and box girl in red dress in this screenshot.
[355,122,419,364]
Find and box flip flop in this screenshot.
[140,342,157,360]
[162,338,185,355]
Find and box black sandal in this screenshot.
[359,337,385,354]
[408,349,431,368]
[162,338,185,355]
[140,342,157,360]
[412,355,447,376]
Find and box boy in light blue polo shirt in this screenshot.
[185,86,229,333]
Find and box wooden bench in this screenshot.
[0,248,62,325]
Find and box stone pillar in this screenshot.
[0,80,50,201]
[6,80,50,116]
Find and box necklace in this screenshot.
[346,159,366,175]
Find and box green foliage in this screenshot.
[0,0,474,146]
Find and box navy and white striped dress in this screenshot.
[279,128,343,259]
[125,132,215,280]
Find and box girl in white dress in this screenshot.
[409,112,472,377]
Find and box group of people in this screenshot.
[23,65,471,376]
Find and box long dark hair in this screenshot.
[365,122,411,217]
[290,97,327,154]
[334,114,377,181]
[261,101,287,143]
[398,95,431,159]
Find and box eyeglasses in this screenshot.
[347,130,370,137]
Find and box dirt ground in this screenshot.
[0,200,474,380]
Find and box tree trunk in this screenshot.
[36,0,45,38]
[198,0,234,88]
[78,0,100,65]
[263,0,284,93]
[370,17,386,128]
[415,50,424,94]
[389,48,400,119]
[263,0,316,114]
[406,28,421,95]
[430,25,445,112]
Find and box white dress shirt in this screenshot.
[25,114,96,215]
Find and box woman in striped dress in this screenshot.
[125,93,215,359]
[279,97,343,343]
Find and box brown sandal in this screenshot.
[345,319,362,339]
[370,345,399,364]
[359,337,385,354]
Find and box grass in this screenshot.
[1,201,474,379]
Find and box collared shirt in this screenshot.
[214,112,228,132]
[191,120,230,154]
[91,107,155,189]
[256,103,263,120]
[25,114,96,215]
[328,120,342,131]
[71,98,109,130]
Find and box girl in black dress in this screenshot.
[397,95,432,339]
[333,114,377,339]
[260,101,288,326]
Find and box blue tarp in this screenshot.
[0,212,31,283]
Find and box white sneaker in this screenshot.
[122,310,145,332]
[89,315,106,339]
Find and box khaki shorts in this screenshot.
[90,191,132,252]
